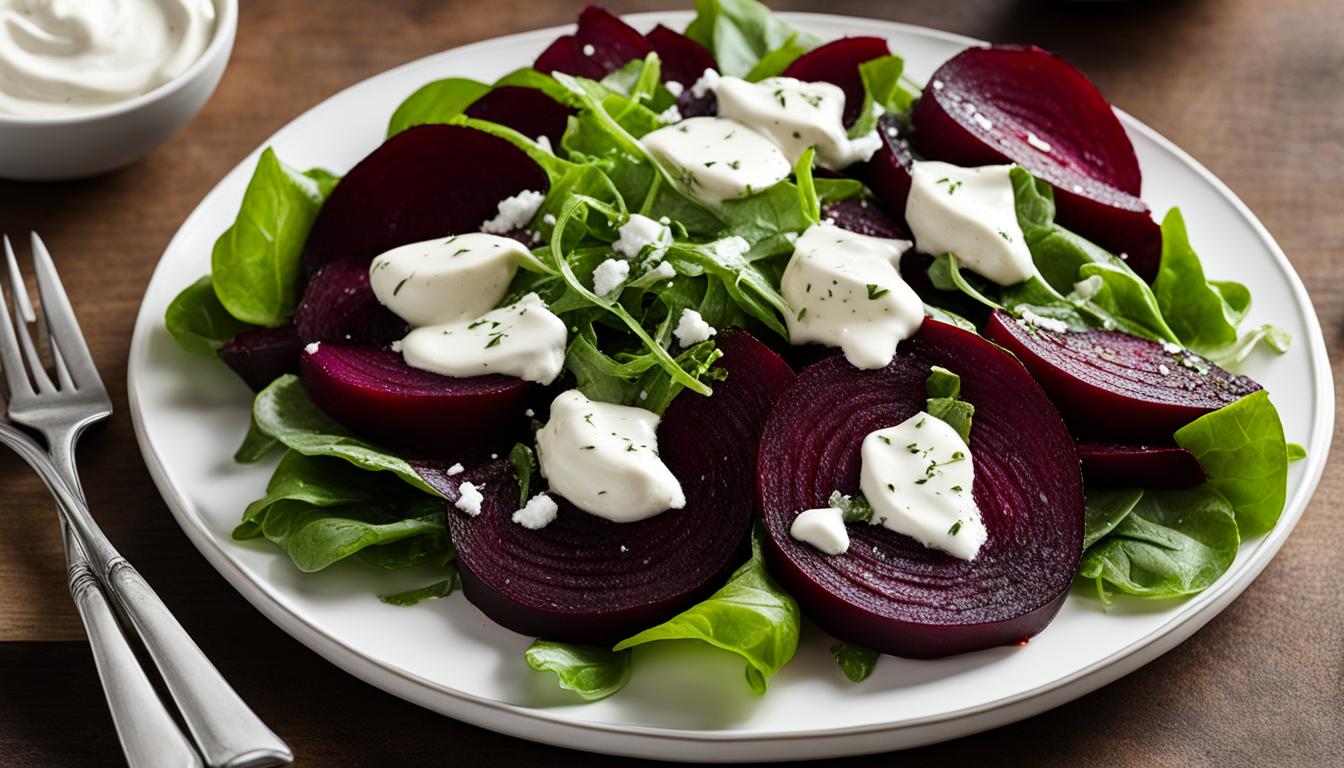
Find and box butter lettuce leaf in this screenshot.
[525,641,631,701]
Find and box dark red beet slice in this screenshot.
[758,319,1084,659]
[911,45,1160,281]
[823,198,907,239]
[865,114,916,222]
[782,36,890,127]
[294,259,406,346]
[301,125,549,276]
[463,86,572,148]
[449,329,796,643]
[1077,442,1205,490]
[534,5,652,81]
[645,24,717,87]
[300,344,534,453]
[218,325,302,392]
[984,310,1261,442]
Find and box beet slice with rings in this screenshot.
[534,5,653,81]
[823,198,907,239]
[299,344,535,454]
[758,319,1084,659]
[463,86,572,148]
[781,36,891,127]
[295,259,407,346]
[646,24,717,87]
[1077,441,1206,490]
[218,325,302,392]
[910,45,1161,282]
[448,329,797,644]
[301,125,549,276]
[865,114,917,223]
[984,310,1261,443]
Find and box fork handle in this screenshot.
[65,524,204,768]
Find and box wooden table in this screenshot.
[1,0,1339,764]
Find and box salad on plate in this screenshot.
[163,0,1300,698]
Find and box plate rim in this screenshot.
[126,9,1335,758]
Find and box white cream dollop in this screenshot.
[781,224,923,369]
[904,161,1035,286]
[0,0,217,117]
[790,507,850,555]
[859,411,987,561]
[400,292,567,385]
[711,75,881,169]
[640,116,792,205]
[369,233,526,327]
[535,390,685,523]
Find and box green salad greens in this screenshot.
[163,0,1302,697]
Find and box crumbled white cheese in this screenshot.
[691,68,719,98]
[535,135,554,155]
[304,341,320,355]
[673,308,716,347]
[658,104,683,124]
[592,258,631,296]
[613,213,673,261]
[1162,341,1184,354]
[542,213,556,226]
[1019,308,1069,333]
[665,80,684,97]
[389,339,403,353]
[582,43,596,57]
[454,482,484,516]
[512,493,559,530]
[446,463,464,476]
[524,408,535,418]
[480,189,545,234]
[646,260,676,280]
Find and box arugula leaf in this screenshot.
[849,55,917,138]
[827,490,873,523]
[387,77,492,137]
[794,148,820,226]
[1083,487,1144,549]
[379,568,462,606]
[830,643,879,683]
[1078,486,1240,603]
[1174,391,1288,538]
[250,375,441,496]
[210,148,333,326]
[684,0,822,78]
[925,366,974,442]
[525,641,631,701]
[509,443,535,507]
[744,34,807,81]
[164,275,255,355]
[613,525,800,694]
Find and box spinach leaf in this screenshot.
[613,525,800,694]
[164,275,255,355]
[1174,390,1288,538]
[830,643,879,683]
[250,374,441,496]
[1152,208,1244,353]
[1083,487,1144,549]
[257,500,448,573]
[684,0,821,78]
[925,365,974,442]
[849,55,917,138]
[387,77,492,136]
[744,34,807,81]
[379,568,462,606]
[210,148,334,326]
[509,443,535,507]
[1287,443,1307,462]
[235,449,389,538]
[1078,486,1240,603]
[525,640,631,701]
[235,412,281,463]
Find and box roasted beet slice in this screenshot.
[911,45,1160,281]
[782,36,890,127]
[1077,442,1205,490]
[295,259,406,345]
[758,319,1084,658]
[300,344,534,453]
[301,125,549,276]
[449,329,796,643]
[866,113,916,222]
[823,198,907,239]
[463,86,572,148]
[645,24,717,87]
[218,325,302,392]
[985,310,1261,442]
[534,5,652,81]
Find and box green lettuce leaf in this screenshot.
[525,641,631,701]
[387,77,492,136]
[1082,487,1145,549]
[1152,208,1244,353]
[164,275,255,355]
[613,525,800,694]
[848,55,917,138]
[830,643,879,683]
[1174,390,1288,538]
[379,569,462,606]
[684,0,821,78]
[744,34,806,81]
[1287,443,1307,462]
[210,149,335,326]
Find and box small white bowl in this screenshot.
[0,0,238,181]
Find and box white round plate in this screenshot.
[128,11,1333,762]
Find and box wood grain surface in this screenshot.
[0,0,1340,765]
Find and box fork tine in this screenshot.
[4,237,56,394]
[28,232,104,393]
[0,238,35,399]
[8,233,74,389]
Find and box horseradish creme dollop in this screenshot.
[790,506,850,555]
[0,0,217,117]
[781,224,923,369]
[640,116,792,205]
[859,411,987,560]
[904,161,1034,286]
[400,292,566,385]
[369,233,527,327]
[711,75,881,169]
[535,389,686,523]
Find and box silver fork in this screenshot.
[0,233,292,768]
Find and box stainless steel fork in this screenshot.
[0,233,292,768]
